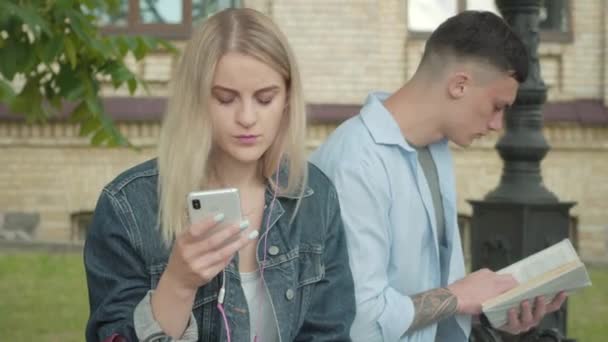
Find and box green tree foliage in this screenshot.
[0,0,177,146]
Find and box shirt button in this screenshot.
[285,288,294,301]
[268,246,280,256]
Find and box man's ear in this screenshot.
[447,72,471,99]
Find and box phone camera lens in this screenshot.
[192,199,201,209]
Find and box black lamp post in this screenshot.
[469,1,576,341]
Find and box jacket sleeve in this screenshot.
[134,290,198,341]
[84,189,197,342]
[294,183,356,341]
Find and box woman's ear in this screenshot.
[447,72,471,100]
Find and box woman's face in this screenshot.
[208,52,288,167]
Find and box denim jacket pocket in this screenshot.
[149,263,219,309]
[286,243,325,335]
[296,243,325,288]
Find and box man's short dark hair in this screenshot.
[421,11,529,83]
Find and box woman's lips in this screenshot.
[235,134,259,145]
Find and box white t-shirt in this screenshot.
[240,271,280,342]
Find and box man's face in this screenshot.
[445,71,519,147]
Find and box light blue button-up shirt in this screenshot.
[310,92,471,342]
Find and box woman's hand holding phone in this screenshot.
[151,214,257,338]
[164,213,259,294]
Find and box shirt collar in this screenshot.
[360,92,416,152]
[360,92,449,152]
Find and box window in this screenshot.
[100,0,240,39]
[70,211,93,241]
[408,0,572,42]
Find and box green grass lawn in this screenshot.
[0,252,607,341]
[568,264,608,341]
[0,253,88,342]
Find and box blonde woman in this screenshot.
[84,8,355,342]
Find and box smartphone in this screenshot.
[187,188,243,227]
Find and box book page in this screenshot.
[483,264,592,327]
[497,239,578,283]
[484,262,589,310]
[482,239,592,327]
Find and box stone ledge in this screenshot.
[0,240,83,253]
[466,124,608,150]
[583,258,608,268]
[0,121,160,147]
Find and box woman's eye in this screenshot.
[257,97,273,105]
[217,97,235,104]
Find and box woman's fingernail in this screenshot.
[248,230,259,240]
[239,219,250,230]
[213,213,225,222]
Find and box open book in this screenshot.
[481,239,592,328]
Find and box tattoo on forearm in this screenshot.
[406,287,458,333]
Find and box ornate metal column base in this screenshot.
[469,201,576,341]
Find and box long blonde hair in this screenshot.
[157,8,308,242]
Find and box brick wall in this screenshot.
[0,122,158,240]
[3,122,605,263]
[271,0,407,104]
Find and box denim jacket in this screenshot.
[84,159,355,341]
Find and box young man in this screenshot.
[310,11,566,342]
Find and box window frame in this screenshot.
[100,0,237,39]
[407,0,573,43]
